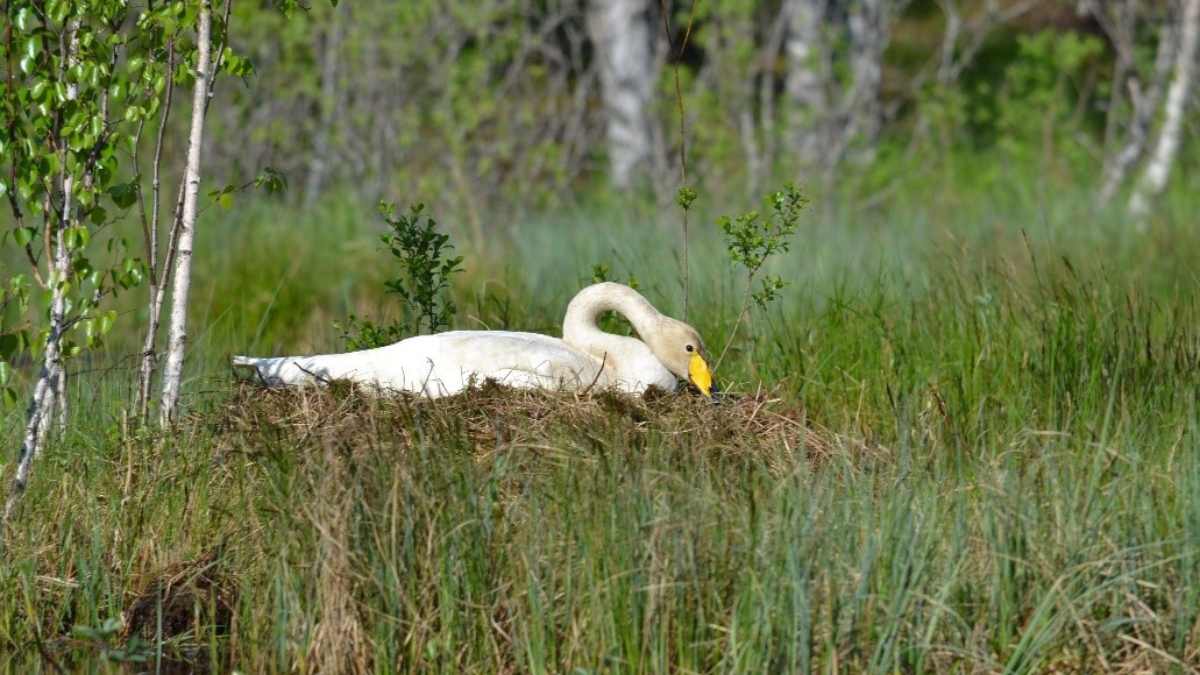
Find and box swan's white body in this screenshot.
[233,283,696,398]
[233,330,675,397]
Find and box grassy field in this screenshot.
[2,176,1200,673]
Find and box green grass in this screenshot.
[3,173,1200,672]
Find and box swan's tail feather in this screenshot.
[232,354,341,387]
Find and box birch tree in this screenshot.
[159,0,214,426]
[845,0,887,152]
[587,0,656,189]
[1083,0,1179,205]
[784,0,909,173]
[1129,0,1199,223]
[785,0,832,164]
[2,1,150,519]
[303,0,346,205]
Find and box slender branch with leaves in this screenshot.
[713,183,807,372]
[658,0,698,320]
[337,202,464,350]
[2,0,152,520]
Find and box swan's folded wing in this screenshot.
[385,331,604,394]
[234,331,607,397]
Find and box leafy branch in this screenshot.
[714,183,807,372]
[337,202,464,349]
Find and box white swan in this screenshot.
[232,282,714,398]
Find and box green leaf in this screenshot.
[66,224,90,251]
[30,80,49,102]
[218,192,233,209]
[108,181,138,209]
[254,167,287,194]
[0,334,19,360]
[13,227,36,247]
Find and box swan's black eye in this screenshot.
[685,344,694,352]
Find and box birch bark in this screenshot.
[1099,14,1176,204]
[785,0,830,163]
[304,0,345,205]
[1129,0,1199,222]
[160,0,213,425]
[5,21,81,520]
[587,0,656,189]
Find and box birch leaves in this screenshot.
[1,0,241,517]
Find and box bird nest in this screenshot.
[214,379,874,473]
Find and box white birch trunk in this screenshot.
[160,0,212,426]
[136,42,178,421]
[587,0,655,189]
[37,192,71,457]
[5,115,74,523]
[785,0,831,163]
[6,21,83,518]
[1099,15,1177,204]
[1129,0,1199,222]
[44,22,80,450]
[846,0,886,148]
[5,368,54,521]
[304,0,344,205]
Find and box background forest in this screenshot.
[3,0,1200,672]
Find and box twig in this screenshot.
[580,351,609,397]
[714,282,755,373]
[657,0,697,320]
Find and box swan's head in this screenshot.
[646,317,715,398]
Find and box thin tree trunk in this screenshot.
[55,361,66,437]
[160,0,212,426]
[1093,0,1136,153]
[785,0,830,165]
[38,198,70,458]
[5,37,75,518]
[1099,13,1176,204]
[587,0,655,189]
[846,0,887,151]
[45,22,81,448]
[304,0,344,206]
[758,4,790,187]
[136,40,176,420]
[936,0,962,84]
[5,365,55,521]
[1129,0,1199,222]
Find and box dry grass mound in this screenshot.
[213,380,868,472]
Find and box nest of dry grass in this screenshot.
[213,380,876,473]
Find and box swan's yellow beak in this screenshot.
[688,353,713,398]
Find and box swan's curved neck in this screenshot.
[562,283,662,357]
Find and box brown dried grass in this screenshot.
[213,379,875,475]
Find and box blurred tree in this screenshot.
[1129,0,1198,223]
[303,0,346,205]
[1087,0,1178,204]
[214,1,599,225]
[785,0,831,165]
[784,0,910,177]
[587,0,659,189]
